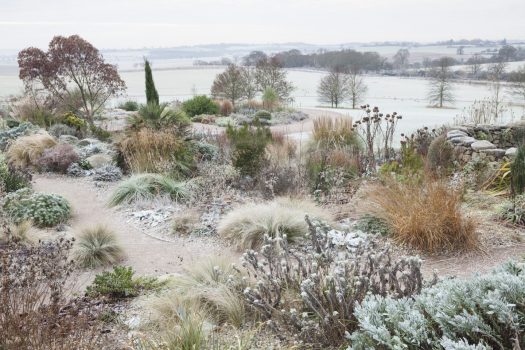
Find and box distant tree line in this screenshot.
[241,44,525,81]
[270,49,388,72]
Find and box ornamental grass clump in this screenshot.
[6,132,57,169]
[311,117,359,149]
[118,128,194,178]
[109,173,187,206]
[3,188,71,227]
[217,197,332,250]
[367,179,478,253]
[75,226,125,269]
[307,117,361,194]
[148,257,247,328]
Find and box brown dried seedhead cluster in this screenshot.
[0,215,107,349]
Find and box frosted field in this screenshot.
[1,66,523,136]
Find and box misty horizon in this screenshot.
[1,0,524,50]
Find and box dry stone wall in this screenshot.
[447,122,524,164]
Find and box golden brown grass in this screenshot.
[312,117,358,148]
[118,128,188,175]
[367,179,478,253]
[266,133,297,166]
[6,132,57,169]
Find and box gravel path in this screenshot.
[33,175,234,278]
[33,174,525,284]
[421,243,525,279]
[192,107,355,136]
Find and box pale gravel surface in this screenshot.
[192,107,354,136]
[32,174,235,280]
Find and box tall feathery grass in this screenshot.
[218,197,333,250]
[118,128,193,177]
[148,257,246,328]
[137,298,208,350]
[367,179,478,253]
[109,173,187,206]
[75,226,125,268]
[307,117,362,193]
[311,117,359,148]
[6,132,57,169]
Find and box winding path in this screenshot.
[33,175,233,279]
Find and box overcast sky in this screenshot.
[1,0,524,50]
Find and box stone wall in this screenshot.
[447,123,524,164]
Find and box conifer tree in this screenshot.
[144,59,159,105]
[511,144,525,196]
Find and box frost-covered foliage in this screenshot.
[76,142,104,160]
[242,217,428,345]
[48,123,77,138]
[498,194,525,226]
[192,140,219,161]
[67,163,85,177]
[348,261,525,349]
[36,144,79,173]
[92,164,122,182]
[3,188,71,227]
[0,122,37,150]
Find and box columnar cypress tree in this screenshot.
[144,59,159,105]
[511,144,525,196]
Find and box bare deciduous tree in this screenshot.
[18,35,126,125]
[469,53,483,76]
[317,68,350,108]
[242,66,258,101]
[348,70,368,109]
[211,64,247,107]
[242,50,268,66]
[317,67,367,109]
[254,57,294,101]
[489,61,507,120]
[510,65,525,106]
[393,49,410,69]
[427,57,455,108]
